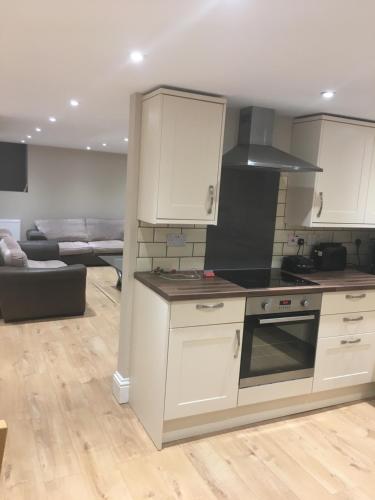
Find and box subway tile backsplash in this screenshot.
[136,222,207,271]
[272,174,375,269]
[136,173,375,272]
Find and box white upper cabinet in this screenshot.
[286,115,375,227]
[137,88,226,225]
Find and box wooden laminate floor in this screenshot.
[1,267,375,499]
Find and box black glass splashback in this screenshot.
[205,168,279,270]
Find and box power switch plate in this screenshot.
[166,233,186,247]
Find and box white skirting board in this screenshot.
[0,219,21,240]
[112,371,130,404]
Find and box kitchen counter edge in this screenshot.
[134,270,375,302]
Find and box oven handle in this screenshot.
[259,315,316,325]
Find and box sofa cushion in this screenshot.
[86,218,124,241]
[88,240,123,254]
[0,236,28,267]
[27,260,67,269]
[0,228,12,239]
[58,241,93,256]
[35,219,88,242]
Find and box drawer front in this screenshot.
[321,290,375,315]
[238,378,313,407]
[170,297,245,328]
[313,333,375,392]
[319,310,375,338]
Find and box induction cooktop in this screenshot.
[215,268,318,289]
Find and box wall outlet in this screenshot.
[287,233,301,246]
[166,233,186,247]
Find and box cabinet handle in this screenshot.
[343,316,364,322]
[341,338,362,345]
[207,185,215,215]
[345,293,366,300]
[317,192,323,218]
[196,302,224,310]
[234,329,241,358]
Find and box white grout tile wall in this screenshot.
[272,175,375,269]
[136,221,207,271]
[136,174,375,272]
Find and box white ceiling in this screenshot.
[2,0,375,153]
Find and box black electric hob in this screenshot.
[215,268,318,289]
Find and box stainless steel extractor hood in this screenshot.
[222,107,323,172]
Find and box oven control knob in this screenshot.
[262,301,271,311]
[301,299,309,307]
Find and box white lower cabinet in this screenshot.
[164,323,243,420]
[313,333,375,392]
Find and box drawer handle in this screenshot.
[196,302,224,310]
[234,329,241,359]
[341,338,362,345]
[343,316,364,322]
[345,293,366,299]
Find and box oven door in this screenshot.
[240,311,320,388]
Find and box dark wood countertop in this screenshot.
[134,272,247,301]
[134,269,375,302]
[292,269,375,292]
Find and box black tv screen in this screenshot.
[0,142,28,192]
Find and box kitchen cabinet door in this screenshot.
[157,95,225,222]
[312,121,374,224]
[364,142,375,223]
[137,89,226,225]
[313,333,375,392]
[164,323,243,420]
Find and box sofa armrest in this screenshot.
[19,240,60,261]
[26,229,47,241]
[0,265,87,322]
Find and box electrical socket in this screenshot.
[166,233,186,247]
[287,233,301,246]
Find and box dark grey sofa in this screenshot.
[0,238,86,322]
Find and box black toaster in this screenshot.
[311,243,347,271]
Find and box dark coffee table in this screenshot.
[99,255,123,289]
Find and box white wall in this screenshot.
[0,145,126,238]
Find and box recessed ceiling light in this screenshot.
[21,139,25,143]
[130,51,144,63]
[70,99,79,107]
[35,127,41,132]
[27,135,32,139]
[86,146,91,150]
[124,137,128,142]
[49,116,57,122]
[321,90,335,99]
[102,143,107,147]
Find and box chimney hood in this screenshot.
[222,107,323,173]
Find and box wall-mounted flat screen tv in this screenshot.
[0,142,28,192]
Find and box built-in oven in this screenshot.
[240,293,322,388]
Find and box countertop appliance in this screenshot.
[311,242,347,271]
[282,255,315,273]
[222,106,322,173]
[216,268,322,389]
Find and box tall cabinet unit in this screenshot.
[137,88,227,225]
[286,115,375,228]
